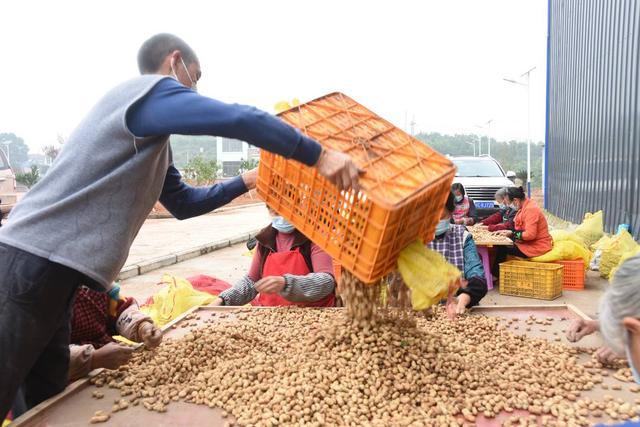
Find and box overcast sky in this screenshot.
[0,0,547,152]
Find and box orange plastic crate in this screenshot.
[257,92,456,283]
[555,259,586,290]
[333,260,342,285]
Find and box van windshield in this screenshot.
[453,159,504,177]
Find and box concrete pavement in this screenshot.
[121,243,253,304]
[118,204,270,280]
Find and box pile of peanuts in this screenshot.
[468,226,513,245]
[92,296,640,426]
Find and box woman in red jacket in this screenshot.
[493,186,553,274]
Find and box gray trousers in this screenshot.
[0,243,80,420]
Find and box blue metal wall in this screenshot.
[546,0,640,239]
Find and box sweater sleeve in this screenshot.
[159,165,248,220]
[280,272,336,303]
[487,220,514,232]
[127,78,322,166]
[115,303,152,342]
[218,275,258,306]
[481,211,503,226]
[467,198,478,224]
[69,344,94,381]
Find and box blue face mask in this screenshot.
[626,333,640,384]
[271,216,295,234]
[455,195,463,203]
[498,203,506,210]
[435,219,450,236]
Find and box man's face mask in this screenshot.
[171,57,197,91]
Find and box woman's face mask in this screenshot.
[271,216,295,234]
[435,219,450,236]
[455,195,463,203]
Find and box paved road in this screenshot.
[125,204,269,267]
[122,243,252,304]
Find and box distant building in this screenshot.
[217,138,260,177]
[27,153,47,166]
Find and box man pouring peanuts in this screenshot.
[0,33,361,418]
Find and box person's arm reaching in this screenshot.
[215,275,258,306]
[69,344,94,381]
[487,220,514,232]
[467,199,478,225]
[481,211,503,226]
[213,248,262,306]
[115,302,162,348]
[126,78,360,192]
[279,273,335,303]
[159,165,252,220]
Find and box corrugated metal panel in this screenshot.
[546,0,640,240]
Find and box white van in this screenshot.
[450,156,516,217]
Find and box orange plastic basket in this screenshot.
[555,259,586,290]
[257,92,456,283]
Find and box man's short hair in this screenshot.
[137,33,198,74]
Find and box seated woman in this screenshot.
[598,254,640,384]
[493,186,552,273]
[451,183,478,226]
[213,209,336,307]
[479,187,516,231]
[12,285,162,417]
[428,191,488,315]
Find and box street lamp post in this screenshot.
[504,66,536,198]
[486,119,493,157]
[475,119,494,157]
[465,141,476,157]
[2,141,12,167]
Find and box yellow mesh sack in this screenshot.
[599,231,639,279]
[531,240,593,268]
[574,211,604,248]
